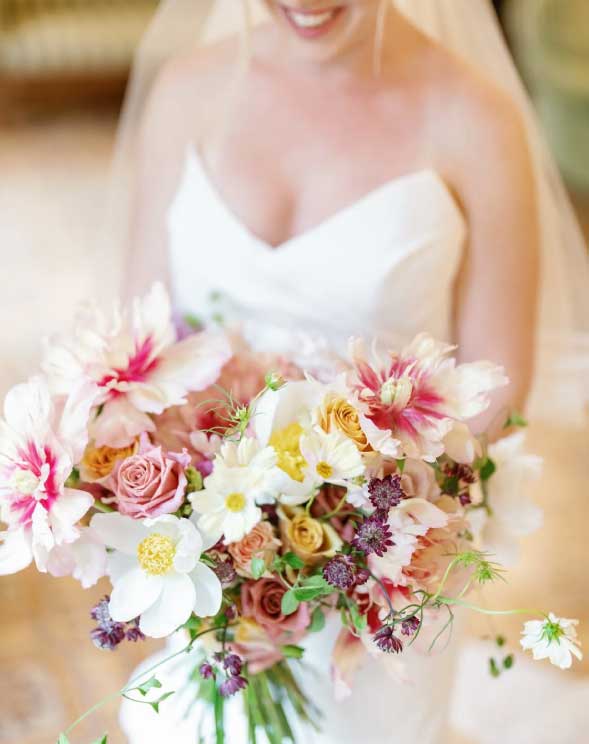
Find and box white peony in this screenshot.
[91,512,222,638]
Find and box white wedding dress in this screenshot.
[120,148,467,744]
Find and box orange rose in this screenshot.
[79,441,137,482]
[228,522,281,578]
[318,395,371,452]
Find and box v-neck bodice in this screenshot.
[167,148,466,355]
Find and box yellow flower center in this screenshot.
[137,533,176,575]
[315,461,333,480]
[380,377,413,408]
[225,492,247,513]
[269,422,307,482]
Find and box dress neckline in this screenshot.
[187,145,466,254]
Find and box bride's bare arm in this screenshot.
[443,77,540,436]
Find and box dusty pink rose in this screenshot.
[111,437,190,519]
[231,618,284,674]
[228,522,281,578]
[241,578,310,641]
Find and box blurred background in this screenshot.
[0,1,588,743]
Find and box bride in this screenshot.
[110,1,588,742]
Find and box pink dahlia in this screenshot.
[347,334,507,460]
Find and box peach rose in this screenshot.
[228,522,281,578]
[80,441,137,483]
[111,438,190,519]
[318,394,371,452]
[278,506,342,567]
[241,578,310,641]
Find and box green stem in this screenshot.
[437,595,546,618]
[92,499,115,513]
[63,626,223,737]
[214,686,225,744]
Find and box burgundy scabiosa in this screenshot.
[368,474,406,515]
[374,625,404,654]
[199,662,215,680]
[90,596,127,650]
[352,516,394,557]
[401,616,421,637]
[323,554,358,590]
[220,674,248,697]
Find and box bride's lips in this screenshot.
[279,4,346,40]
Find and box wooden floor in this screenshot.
[0,113,588,744]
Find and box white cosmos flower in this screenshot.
[469,432,543,566]
[299,428,365,487]
[190,437,280,544]
[91,513,222,638]
[520,613,583,670]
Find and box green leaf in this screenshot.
[299,574,331,590]
[282,552,305,570]
[396,459,406,474]
[293,586,328,602]
[281,644,305,659]
[135,675,162,696]
[184,312,203,330]
[495,635,506,647]
[479,458,496,482]
[91,736,108,744]
[309,607,326,633]
[251,557,266,580]
[281,590,300,616]
[489,657,501,678]
[504,412,528,429]
[183,615,203,632]
[503,654,515,670]
[348,601,367,633]
[149,691,175,714]
[57,735,70,744]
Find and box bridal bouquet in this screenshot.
[0,283,582,744]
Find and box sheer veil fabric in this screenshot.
[104,0,588,427]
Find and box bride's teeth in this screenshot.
[288,10,335,29]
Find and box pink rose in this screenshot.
[241,578,310,641]
[112,437,190,519]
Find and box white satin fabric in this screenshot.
[120,151,467,744]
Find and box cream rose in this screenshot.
[278,506,342,567]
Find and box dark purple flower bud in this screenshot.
[401,616,421,637]
[352,516,394,557]
[90,596,112,624]
[213,557,237,586]
[196,459,214,478]
[91,624,126,651]
[223,654,243,676]
[199,662,216,680]
[219,674,248,697]
[125,626,146,643]
[368,475,405,515]
[224,603,239,621]
[323,554,357,590]
[458,490,472,507]
[354,568,370,587]
[373,625,403,654]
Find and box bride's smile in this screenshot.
[280,5,345,39]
